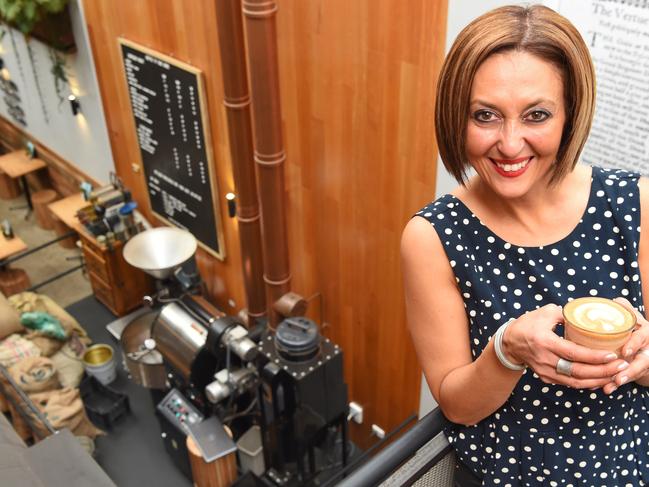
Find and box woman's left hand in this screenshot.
[602,298,649,392]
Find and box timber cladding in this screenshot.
[80,0,447,445]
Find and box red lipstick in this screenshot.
[490,156,532,178]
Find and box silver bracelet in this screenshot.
[494,321,526,371]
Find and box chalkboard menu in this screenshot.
[119,38,225,260]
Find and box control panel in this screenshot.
[156,388,204,433]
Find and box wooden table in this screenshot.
[0,233,27,262]
[47,192,87,233]
[0,151,47,211]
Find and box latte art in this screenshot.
[572,302,628,333]
[563,297,636,353]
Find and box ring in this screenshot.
[556,358,573,377]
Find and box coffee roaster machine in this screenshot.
[121,228,349,486]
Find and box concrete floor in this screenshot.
[1,193,92,306]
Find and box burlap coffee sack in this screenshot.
[1,356,60,435]
[8,356,61,393]
[0,333,41,368]
[24,331,63,356]
[0,333,40,413]
[29,388,104,439]
[50,337,86,388]
[8,292,90,343]
[0,292,22,340]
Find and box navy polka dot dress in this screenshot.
[416,167,649,486]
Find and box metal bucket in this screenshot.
[120,311,167,389]
[83,344,117,385]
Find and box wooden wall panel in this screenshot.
[81,0,246,317]
[274,0,447,442]
[81,0,447,444]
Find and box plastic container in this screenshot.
[236,425,265,476]
[79,375,130,430]
[82,344,117,385]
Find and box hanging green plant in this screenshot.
[0,0,69,36]
[48,46,67,106]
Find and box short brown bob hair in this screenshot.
[435,5,596,184]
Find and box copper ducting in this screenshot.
[214,0,266,322]
[242,0,291,326]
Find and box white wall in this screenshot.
[0,0,114,184]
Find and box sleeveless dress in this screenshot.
[415,167,649,486]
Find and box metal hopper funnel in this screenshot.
[123,227,197,280]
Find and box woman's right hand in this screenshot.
[502,304,628,391]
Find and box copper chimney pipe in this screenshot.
[214,0,266,323]
[242,0,291,326]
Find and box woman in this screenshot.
[401,5,649,486]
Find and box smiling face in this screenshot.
[465,50,566,200]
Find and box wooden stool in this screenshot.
[186,434,237,487]
[32,189,58,230]
[0,170,21,199]
[51,217,77,249]
[0,267,31,296]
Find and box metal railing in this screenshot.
[336,408,451,487]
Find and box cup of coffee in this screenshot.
[563,297,636,353]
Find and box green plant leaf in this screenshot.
[0,0,69,35]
